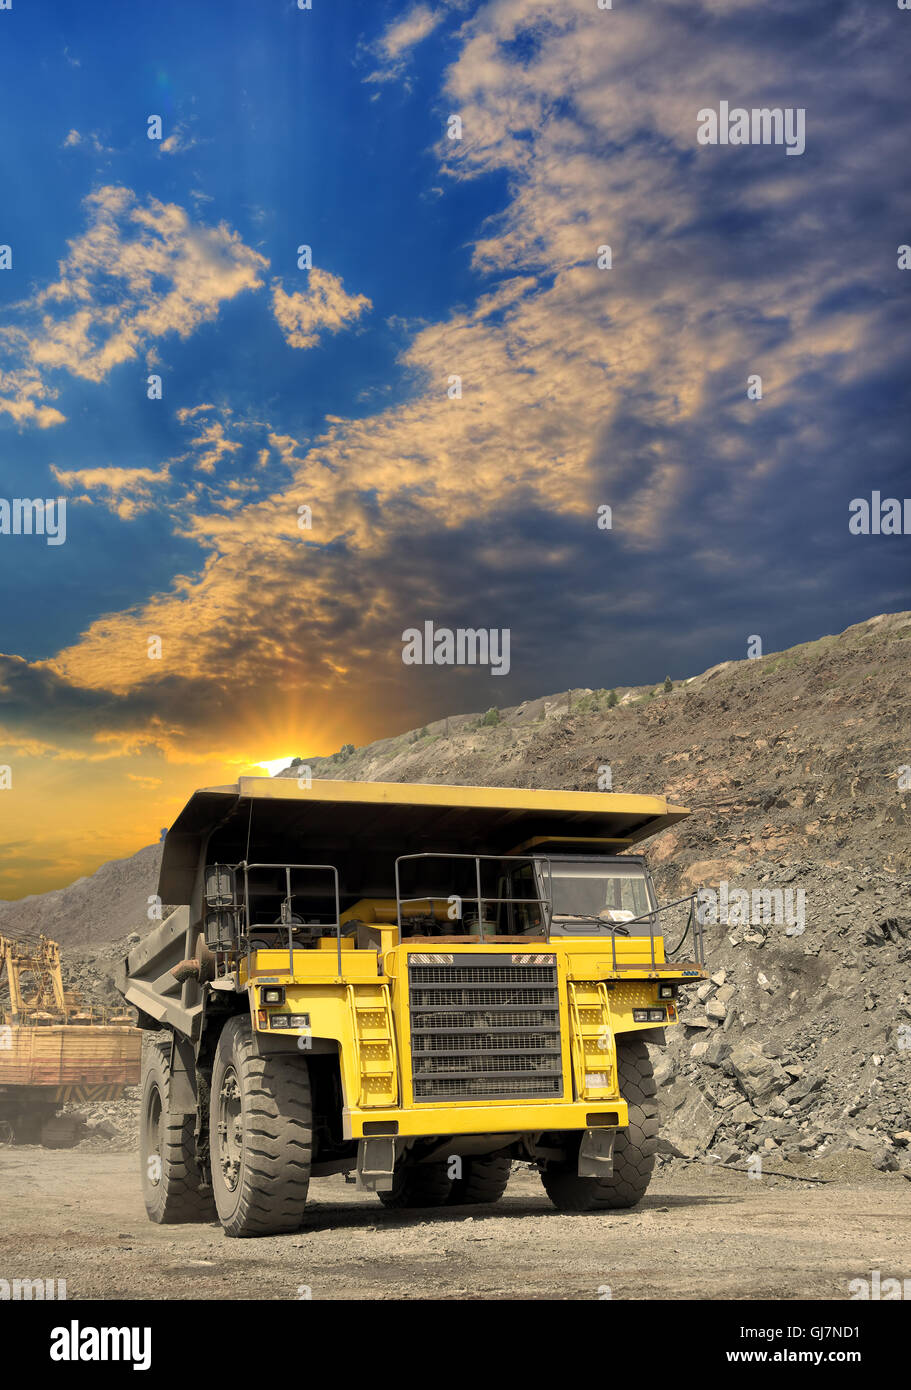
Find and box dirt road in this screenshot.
[2,1149,909,1300]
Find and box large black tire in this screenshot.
[209,1016,313,1237]
[448,1151,512,1206]
[140,1036,215,1224]
[541,1039,658,1212]
[378,1156,453,1209]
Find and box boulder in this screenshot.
[660,1090,719,1158]
[703,1035,733,1068]
[729,1043,790,1106]
[709,1141,743,1166]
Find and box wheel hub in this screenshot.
[217,1066,243,1191]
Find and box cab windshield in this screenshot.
[546,859,656,935]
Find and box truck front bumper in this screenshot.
[343,1098,629,1140]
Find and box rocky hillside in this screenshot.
[274,610,911,1176]
[0,842,162,950]
[3,611,909,1173]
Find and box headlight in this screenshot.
[658,984,676,1000]
[270,1014,289,1028]
[287,1015,310,1029]
[261,987,285,1005]
[633,1007,666,1023]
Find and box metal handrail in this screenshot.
[394,853,703,966]
[394,852,554,942]
[345,984,364,1105]
[230,861,343,978]
[621,892,703,965]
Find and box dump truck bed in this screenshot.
[158,776,690,903]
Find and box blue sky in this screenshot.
[0,0,909,893]
[1,1,506,652]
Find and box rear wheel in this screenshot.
[448,1151,512,1206]
[140,1036,215,1224]
[209,1016,313,1237]
[378,1156,452,1209]
[541,1039,658,1212]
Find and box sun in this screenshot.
[256,755,298,777]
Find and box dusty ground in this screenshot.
[2,1148,909,1301]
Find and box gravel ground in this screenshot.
[1,1148,909,1301]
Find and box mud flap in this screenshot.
[168,1033,198,1117]
[577,1128,615,1178]
[356,1136,398,1192]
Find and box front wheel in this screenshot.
[541,1038,658,1212]
[209,1016,313,1237]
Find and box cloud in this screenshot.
[51,464,172,520]
[365,3,444,82]
[160,125,197,156]
[0,186,268,424]
[0,368,66,428]
[61,129,113,154]
[271,269,372,349]
[382,3,442,57]
[3,0,908,833]
[176,403,216,421]
[14,0,910,757]
[183,418,243,475]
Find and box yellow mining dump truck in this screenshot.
[117,778,706,1236]
[0,934,141,1146]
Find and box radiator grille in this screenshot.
[408,956,563,1102]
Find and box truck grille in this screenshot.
[408,955,563,1102]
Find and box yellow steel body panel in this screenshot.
[342,1099,629,1140]
[240,948,379,984]
[564,935,667,966]
[231,776,687,822]
[244,938,703,1139]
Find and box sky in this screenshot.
[1,0,909,898]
